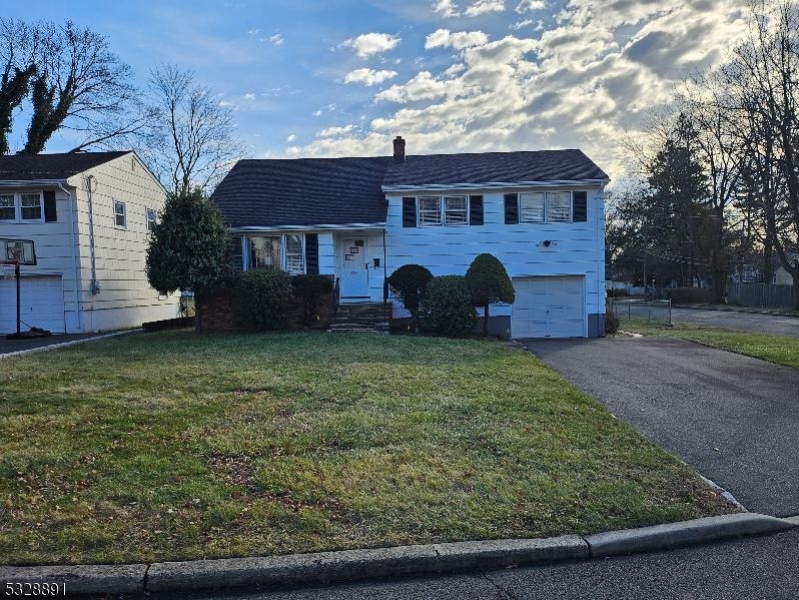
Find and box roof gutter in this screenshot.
[0,179,69,188]
[230,223,386,234]
[381,178,610,193]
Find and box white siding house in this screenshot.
[0,151,181,335]
[211,137,610,338]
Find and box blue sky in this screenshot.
[5,0,751,181]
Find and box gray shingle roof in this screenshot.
[0,151,129,181]
[383,149,609,188]
[211,148,608,228]
[210,157,391,228]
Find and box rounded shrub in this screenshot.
[420,275,477,336]
[233,269,293,331]
[387,264,433,332]
[465,253,515,337]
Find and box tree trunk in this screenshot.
[483,303,490,337]
[793,272,799,312]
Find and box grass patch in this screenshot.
[0,331,735,565]
[621,318,799,369]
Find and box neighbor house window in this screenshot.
[0,194,14,221]
[114,200,127,228]
[20,193,43,220]
[520,192,573,223]
[417,195,469,226]
[146,208,157,232]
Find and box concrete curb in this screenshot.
[0,329,138,359]
[585,513,793,558]
[1,515,795,595]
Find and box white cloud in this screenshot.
[286,134,297,142]
[244,93,256,100]
[269,34,284,45]
[341,33,401,58]
[375,71,451,103]
[465,0,506,17]
[247,28,260,36]
[312,109,323,117]
[432,0,460,17]
[344,68,399,86]
[515,0,545,12]
[511,19,534,30]
[426,29,490,50]
[318,125,356,138]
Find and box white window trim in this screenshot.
[0,191,44,223]
[114,200,127,229]
[244,233,307,274]
[519,191,574,224]
[417,195,470,226]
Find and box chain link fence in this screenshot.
[609,298,672,326]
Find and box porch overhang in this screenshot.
[230,222,386,234]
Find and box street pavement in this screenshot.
[96,528,799,599]
[671,306,799,339]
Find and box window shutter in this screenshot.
[573,191,587,222]
[305,234,319,275]
[504,193,518,225]
[402,197,416,227]
[469,195,483,226]
[229,235,243,271]
[43,191,57,222]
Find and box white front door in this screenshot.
[340,238,369,298]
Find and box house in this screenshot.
[773,255,797,286]
[210,137,610,338]
[0,151,181,335]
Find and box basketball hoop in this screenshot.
[0,260,16,281]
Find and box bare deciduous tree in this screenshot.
[0,18,143,154]
[144,65,244,196]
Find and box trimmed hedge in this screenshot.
[664,287,716,305]
[387,264,433,332]
[420,275,477,336]
[605,309,620,334]
[233,269,293,331]
[292,274,334,327]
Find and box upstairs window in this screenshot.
[114,200,127,228]
[20,193,43,220]
[519,192,573,223]
[0,194,14,221]
[417,195,469,226]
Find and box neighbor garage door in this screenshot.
[511,276,585,338]
[0,275,65,334]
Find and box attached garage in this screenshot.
[511,276,585,338]
[0,275,66,335]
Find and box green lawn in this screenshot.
[0,331,735,565]
[621,318,799,369]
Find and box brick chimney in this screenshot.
[393,136,406,163]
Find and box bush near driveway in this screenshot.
[0,332,737,565]
[420,275,477,335]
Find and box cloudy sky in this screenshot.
[5,0,752,183]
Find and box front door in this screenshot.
[340,238,369,298]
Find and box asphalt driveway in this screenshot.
[523,336,799,517]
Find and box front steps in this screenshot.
[329,302,391,333]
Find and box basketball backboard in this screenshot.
[1,239,37,265]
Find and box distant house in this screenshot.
[0,151,181,334]
[774,255,797,286]
[210,137,610,338]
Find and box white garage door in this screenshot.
[512,276,585,339]
[0,275,65,334]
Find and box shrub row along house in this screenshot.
[211,137,610,338]
[0,152,180,335]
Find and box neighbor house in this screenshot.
[210,137,610,338]
[0,151,181,334]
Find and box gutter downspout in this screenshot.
[84,175,100,295]
[58,183,81,333]
[382,227,388,324]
